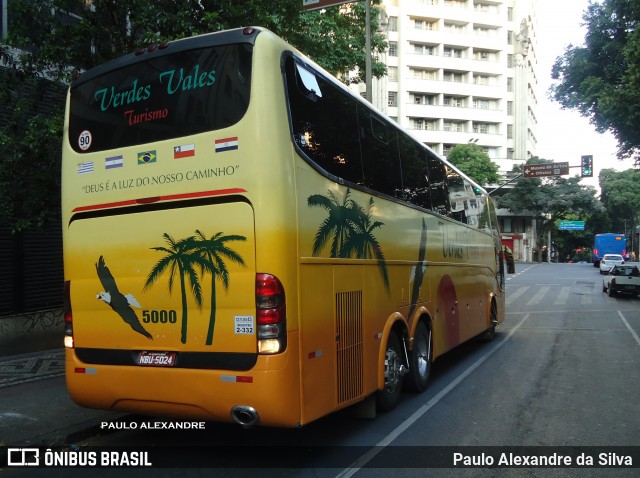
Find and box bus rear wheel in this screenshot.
[377,332,404,411]
[404,321,432,393]
[479,300,498,342]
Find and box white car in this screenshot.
[602,264,640,297]
[599,254,625,274]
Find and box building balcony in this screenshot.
[404,103,504,123]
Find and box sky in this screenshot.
[534,0,636,189]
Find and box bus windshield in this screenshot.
[68,43,253,153]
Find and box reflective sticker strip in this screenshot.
[220,375,253,383]
[72,188,247,213]
[307,349,323,359]
[75,367,97,374]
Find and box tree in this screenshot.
[549,0,640,163]
[446,144,500,186]
[599,168,640,257]
[0,71,64,232]
[497,158,601,261]
[0,0,388,232]
[599,168,640,228]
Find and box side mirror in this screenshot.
[505,250,515,274]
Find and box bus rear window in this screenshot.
[69,43,253,153]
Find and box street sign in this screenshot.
[559,220,585,231]
[523,162,570,178]
[302,0,359,11]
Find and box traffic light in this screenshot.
[581,155,593,177]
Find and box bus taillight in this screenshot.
[63,280,74,348]
[256,273,286,354]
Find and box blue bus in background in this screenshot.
[593,233,626,267]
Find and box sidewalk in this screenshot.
[0,356,124,446]
[0,311,125,446]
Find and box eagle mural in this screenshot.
[96,255,152,340]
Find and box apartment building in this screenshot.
[366,0,537,168]
[363,0,540,261]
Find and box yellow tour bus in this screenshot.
[62,27,510,428]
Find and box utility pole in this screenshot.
[365,0,372,102]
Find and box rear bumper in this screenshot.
[65,334,302,427]
[611,285,640,294]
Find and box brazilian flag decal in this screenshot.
[137,150,157,165]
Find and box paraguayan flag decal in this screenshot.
[215,137,239,153]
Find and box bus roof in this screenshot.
[71,27,262,88]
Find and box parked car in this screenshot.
[599,254,624,274]
[602,264,640,297]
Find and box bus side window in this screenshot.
[446,167,467,224]
[398,133,431,209]
[359,107,402,198]
[285,57,364,186]
[426,151,450,216]
[461,178,485,227]
[475,194,491,232]
[295,63,323,100]
[487,197,500,237]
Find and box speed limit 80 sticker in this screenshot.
[78,130,92,151]
[234,316,255,335]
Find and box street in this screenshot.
[1,263,639,477]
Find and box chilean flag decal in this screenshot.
[215,137,239,153]
[174,143,195,159]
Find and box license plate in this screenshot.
[136,351,176,367]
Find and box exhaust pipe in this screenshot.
[231,405,260,428]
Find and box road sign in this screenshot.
[523,162,570,178]
[303,0,359,11]
[559,220,585,231]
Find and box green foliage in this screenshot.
[3,0,387,83]
[0,68,65,232]
[446,144,500,186]
[599,168,640,231]
[550,0,640,163]
[0,0,388,232]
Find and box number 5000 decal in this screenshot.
[142,309,178,324]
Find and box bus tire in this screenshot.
[479,300,498,342]
[403,321,432,393]
[376,331,404,411]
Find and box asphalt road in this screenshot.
[2,263,639,477]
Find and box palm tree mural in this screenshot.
[144,233,205,344]
[193,230,247,345]
[307,188,355,258]
[408,218,428,320]
[308,188,389,291]
[343,197,390,290]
